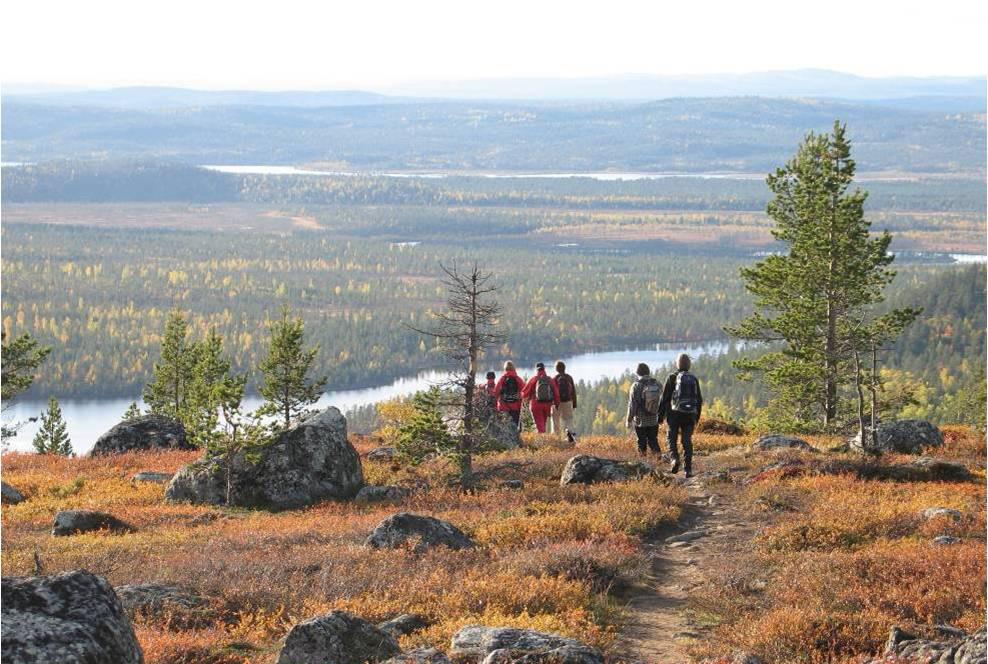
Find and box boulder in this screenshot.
[451,626,603,664]
[2,481,25,505]
[91,414,190,455]
[368,447,397,462]
[752,435,815,452]
[276,610,400,664]
[921,507,963,522]
[52,510,134,536]
[114,583,205,617]
[487,414,521,450]
[559,455,653,486]
[377,613,429,638]
[1,570,143,664]
[366,513,475,552]
[382,649,450,664]
[850,420,944,455]
[355,485,410,505]
[132,471,173,484]
[906,457,972,481]
[934,536,962,546]
[696,418,746,435]
[873,625,987,664]
[166,407,364,509]
[499,480,524,490]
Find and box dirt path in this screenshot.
[617,454,758,663]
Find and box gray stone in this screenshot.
[451,626,603,664]
[499,480,524,490]
[559,455,653,486]
[2,481,25,504]
[1,570,143,664]
[871,626,987,664]
[934,536,962,546]
[752,435,815,452]
[276,610,400,664]
[166,407,364,510]
[132,471,173,484]
[114,583,204,617]
[377,613,429,638]
[666,529,709,544]
[368,447,397,462]
[382,649,450,664]
[355,485,410,505]
[907,457,972,481]
[850,420,945,455]
[922,507,963,522]
[366,513,474,553]
[91,414,190,455]
[52,510,134,536]
[487,414,521,450]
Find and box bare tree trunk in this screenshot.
[852,349,866,450]
[870,345,879,449]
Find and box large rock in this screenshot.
[166,408,364,509]
[2,481,26,505]
[850,420,945,454]
[559,455,653,486]
[921,507,963,522]
[382,649,450,664]
[276,610,400,664]
[487,414,521,450]
[752,435,816,452]
[871,625,987,664]
[1,570,143,664]
[91,414,190,455]
[366,513,475,552]
[355,485,410,505]
[52,510,134,536]
[451,626,603,664]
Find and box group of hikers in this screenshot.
[478,353,702,478]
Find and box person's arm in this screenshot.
[657,374,675,422]
[571,377,578,409]
[626,382,638,427]
[696,379,703,421]
[552,378,560,406]
[521,376,534,401]
[493,376,504,399]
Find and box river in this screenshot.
[3,341,729,455]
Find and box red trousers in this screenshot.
[530,402,554,433]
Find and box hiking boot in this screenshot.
[685,470,694,479]
[669,457,681,474]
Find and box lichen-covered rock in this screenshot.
[870,625,987,664]
[1,570,143,664]
[934,535,962,546]
[2,481,26,504]
[276,610,400,664]
[91,414,190,455]
[132,471,173,484]
[367,447,397,462]
[166,407,364,510]
[382,648,450,664]
[114,583,204,617]
[355,485,410,505]
[377,613,429,638]
[52,510,134,536]
[921,507,963,522]
[451,626,603,664]
[559,455,653,486]
[366,513,474,552]
[850,420,945,454]
[906,457,972,481]
[487,414,521,450]
[752,435,815,452]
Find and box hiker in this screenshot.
[522,362,560,433]
[626,362,662,456]
[551,360,577,438]
[658,353,703,477]
[482,371,497,408]
[493,361,525,429]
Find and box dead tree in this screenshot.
[408,262,505,485]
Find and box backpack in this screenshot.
[556,374,574,402]
[640,377,662,416]
[671,371,700,414]
[500,376,521,404]
[535,375,554,403]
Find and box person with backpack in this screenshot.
[493,361,525,429]
[657,353,703,477]
[551,360,577,438]
[626,362,662,456]
[522,362,560,433]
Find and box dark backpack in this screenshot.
[640,377,662,416]
[671,371,700,414]
[500,376,521,404]
[556,374,574,402]
[535,375,554,403]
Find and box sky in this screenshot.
[1,0,985,90]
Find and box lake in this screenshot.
[3,341,729,455]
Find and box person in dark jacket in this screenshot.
[493,361,525,429]
[657,353,703,477]
[626,362,661,456]
[522,362,560,433]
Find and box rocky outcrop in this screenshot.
[559,455,653,486]
[752,435,815,452]
[366,513,475,552]
[276,610,400,664]
[450,626,604,664]
[355,485,410,505]
[132,471,173,484]
[868,625,987,664]
[377,613,429,638]
[1,570,143,664]
[2,481,26,504]
[850,420,945,454]
[114,583,205,617]
[166,408,364,510]
[91,414,190,455]
[52,510,134,536]
[382,649,450,664]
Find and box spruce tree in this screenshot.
[726,121,918,431]
[123,401,142,420]
[396,387,456,463]
[257,307,327,429]
[33,397,72,456]
[144,311,195,420]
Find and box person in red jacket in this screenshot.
[493,361,525,430]
[522,362,560,433]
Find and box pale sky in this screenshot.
[1,0,985,90]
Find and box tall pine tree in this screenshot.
[726,121,917,431]
[257,307,327,429]
[144,311,195,420]
[33,397,72,456]
[184,327,246,447]
[2,331,51,442]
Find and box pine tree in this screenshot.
[33,397,72,456]
[726,122,918,432]
[123,401,142,420]
[2,331,51,441]
[144,311,195,420]
[184,327,245,447]
[256,306,327,429]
